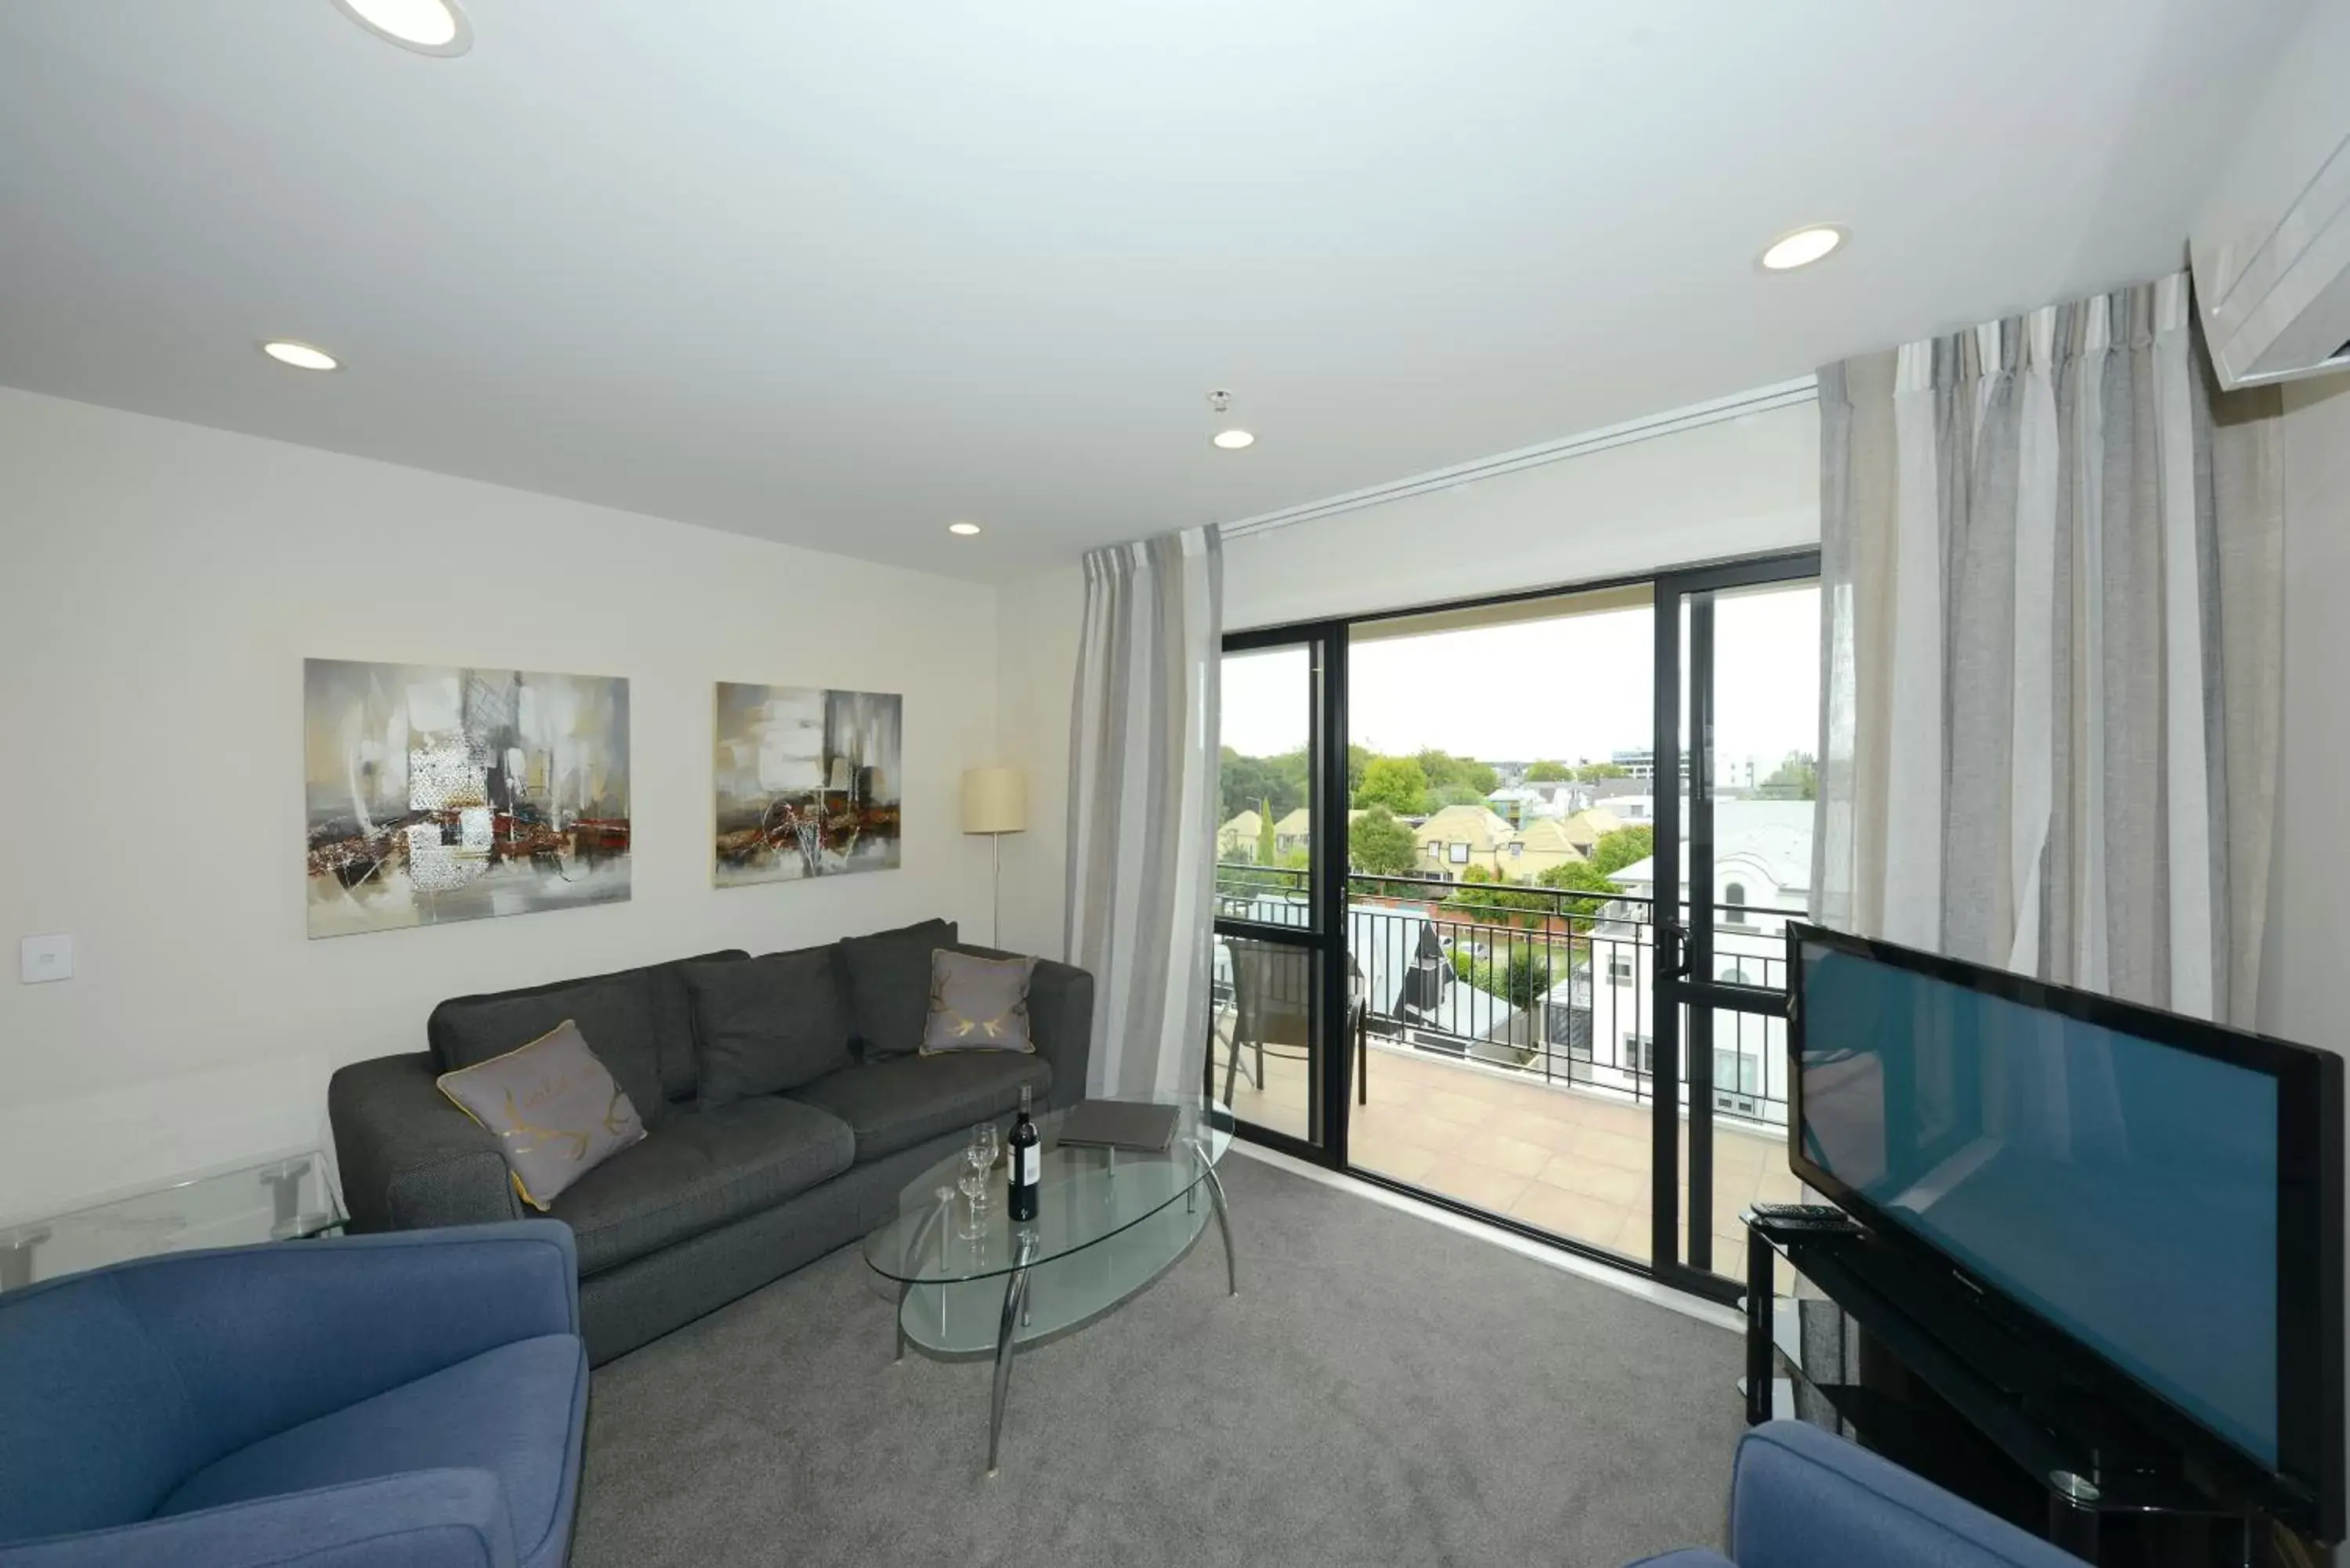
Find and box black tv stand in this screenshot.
[1742,1205,2307,1568]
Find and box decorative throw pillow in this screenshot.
[841,918,960,1060]
[683,945,853,1104]
[921,948,1036,1054]
[436,1020,646,1211]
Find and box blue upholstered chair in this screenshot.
[0,1221,587,1568]
[1637,1422,2088,1568]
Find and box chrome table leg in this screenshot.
[1202,1162,1237,1297]
[987,1231,1038,1476]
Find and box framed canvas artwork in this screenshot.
[713,682,902,885]
[304,659,631,938]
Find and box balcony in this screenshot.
[1214,864,1804,1266]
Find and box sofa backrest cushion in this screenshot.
[426,951,747,1124]
[684,945,855,1103]
[838,918,959,1060]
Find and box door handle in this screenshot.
[1660,919,1692,981]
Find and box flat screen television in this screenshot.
[1788,923,2344,1539]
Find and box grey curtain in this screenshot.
[1814,273,2283,1024]
[1065,526,1224,1098]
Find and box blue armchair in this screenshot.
[1639,1422,2088,1568]
[0,1222,587,1568]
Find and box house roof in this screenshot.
[1608,800,1813,894]
[1513,818,1588,859]
[1273,807,1313,836]
[1412,804,1517,851]
[1219,809,1264,837]
[1554,807,1624,845]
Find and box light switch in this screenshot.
[20,934,74,985]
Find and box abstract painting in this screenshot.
[304,659,631,938]
[713,682,902,886]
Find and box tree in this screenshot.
[1256,799,1278,866]
[1757,750,1818,801]
[1575,761,1631,782]
[1347,805,1419,878]
[1415,748,1499,798]
[1589,825,1654,876]
[1355,755,1432,815]
[1524,759,1571,782]
[1443,865,1556,930]
[1220,749,1303,824]
[1432,782,1489,809]
[1536,858,1622,919]
[1452,941,1553,1010]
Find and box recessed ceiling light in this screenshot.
[262,340,340,371]
[1759,226,1846,272]
[1211,429,1256,450]
[948,522,983,537]
[331,0,472,56]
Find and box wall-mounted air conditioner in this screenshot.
[2189,0,2350,391]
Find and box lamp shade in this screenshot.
[960,766,1028,834]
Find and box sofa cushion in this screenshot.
[428,951,747,1116]
[429,979,666,1133]
[435,1020,648,1211]
[920,948,1036,1055]
[839,918,958,1061]
[548,1096,854,1277]
[157,1333,587,1568]
[684,946,853,1104]
[787,1051,1051,1164]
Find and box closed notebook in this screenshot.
[1054,1099,1180,1153]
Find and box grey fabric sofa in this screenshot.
[328,919,1092,1364]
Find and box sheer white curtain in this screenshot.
[1064,526,1223,1097]
[1813,273,2284,1024]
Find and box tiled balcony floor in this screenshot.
[1221,1039,1802,1271]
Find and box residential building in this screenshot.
[1411,804,1522,880]
[1217,809,1265,862]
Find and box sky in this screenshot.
[1221,583,1818,768]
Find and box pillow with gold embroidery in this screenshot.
[920,949,1036,1055]
[436,1019,646,1210]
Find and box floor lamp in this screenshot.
[960,766,1027,947]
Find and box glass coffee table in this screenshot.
[861,1097,1236,1474]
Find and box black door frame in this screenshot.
[1649,552,1820,1299]
[1213,620,1352,1166]
[1215,548,1819,1306]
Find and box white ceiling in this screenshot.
[0,1,2310,580]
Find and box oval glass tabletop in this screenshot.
[862,1097,1233,1285]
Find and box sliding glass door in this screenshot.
[1650,561,1818,1293]
[1212,624,1349,1159]
[1213,551,1818,1302]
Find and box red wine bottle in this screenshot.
[1008,1086,1041,1223]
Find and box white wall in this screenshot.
[1223,400,1819,630]
[993,562,1083,961]
[0,388,999,1217]
[989,396,1824,975]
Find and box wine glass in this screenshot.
[957,1125,998,1234]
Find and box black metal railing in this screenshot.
[1213,862,1791,1128]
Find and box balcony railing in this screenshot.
[1213,862,1791,1129]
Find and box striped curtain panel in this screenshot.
[1064,526,1224,1098]
[1814,273,2283,1024]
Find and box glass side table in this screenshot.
[0,1150,345,1292]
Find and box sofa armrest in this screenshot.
[331,1053,522,1232]
[1025,958,1094,1109]
[101,1224,577,1462]
[1729,1422,2083,1568]
[0,1470,515,1568]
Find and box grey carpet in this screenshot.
[574,1152,1745,1568]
